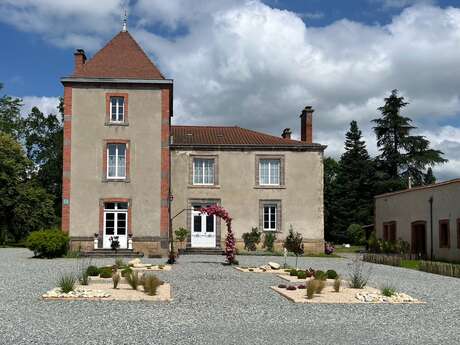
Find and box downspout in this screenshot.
[429,196,433,260]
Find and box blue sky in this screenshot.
[0,0,459,180]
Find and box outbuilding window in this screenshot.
[439,220,450,248]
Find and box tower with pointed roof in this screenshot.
[61,26,173,254]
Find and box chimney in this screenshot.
[300,106,314,143]
[74,49,86,74]
[281,128,292,139]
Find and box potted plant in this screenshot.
[174,227,189,250]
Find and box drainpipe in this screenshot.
[429,196,433,261]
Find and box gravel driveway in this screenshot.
[0,248,459,345]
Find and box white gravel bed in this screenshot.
[0,248,459,345]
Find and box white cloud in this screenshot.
[0,0,126,50]
[20,96,60,117]
[1,0,460,180]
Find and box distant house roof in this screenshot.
[375,178,460,199]
[72,31,164,80]
[171,125,325,150]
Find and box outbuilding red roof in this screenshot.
[171,125,322,147]
[72,31,164,79]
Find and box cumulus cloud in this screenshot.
[21,96,60,117]
[1,0,459,180]
[0,0,126,50]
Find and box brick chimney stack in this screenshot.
[281,128,292,139]
[74,49,86,74]
[300,106,314,143]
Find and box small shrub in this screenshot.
[79,270,89,285]
[284,225,304,268]
[26,229,69,258]
[99,267,113,278]
[121,267,133,278]
[347,224,365,245]
[57,272,77,293]
[333,277,341,292]
[242,227,262,251]
[306,280,318,299]
[263,232,276,252]
[248,268,254,272]
[143,274,163,296]
[289,269,298,276]
[175,227,189,244]
[125,271,140,290]
[297,284,306,289]
[315,279,325,293]
[348,257,372,289]
[158,264,165,269]
[278,284,287,289]
[314,270,327,281]
[112,273,120,289]
[326,269,338,279]
[287,285,297,291]
[86,266,100,276]
[296,271,307,279]
[381,285,396,297]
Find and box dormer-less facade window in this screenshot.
[259,159,280,185]
[106,93,128,125]
[110,96,124,122]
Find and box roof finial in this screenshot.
[122,9,127,32]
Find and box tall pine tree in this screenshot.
[373,90,446,192]
[323,157,339,242]
[332,121,375,242]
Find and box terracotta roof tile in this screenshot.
[171,125,322,147]
[72,31,164,79]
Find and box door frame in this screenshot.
[190,207,217,248]
[99,198,131,249]
[186,199,221,248]
[411,220,427,255]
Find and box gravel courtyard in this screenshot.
[0,248,459,345]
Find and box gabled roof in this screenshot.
[171,125,325,150]
[72,31,164,80]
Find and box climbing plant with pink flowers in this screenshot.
[200,205,237,264]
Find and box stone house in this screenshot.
[375,179,460,262]
[61,28,326,256]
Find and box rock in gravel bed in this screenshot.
[42,287,110,299]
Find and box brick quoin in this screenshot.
[160,86,171,238]
[62,85,72,233]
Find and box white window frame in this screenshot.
[259,159,280,186]
[110,96,124,123]
[103,202,128,236]
[193,158,215,185]
[263,204,277,231]
[107,143,126,179]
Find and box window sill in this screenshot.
[254,185,286,189]
[105,122,129,127]
[102,178,131,183]
[188,184,221,189]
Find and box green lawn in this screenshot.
[400,260,421,270]
[334,245,364,253]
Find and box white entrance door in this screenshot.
[103,202,128,249]
[191,206,216,248]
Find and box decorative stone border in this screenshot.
[271,285,423,304]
